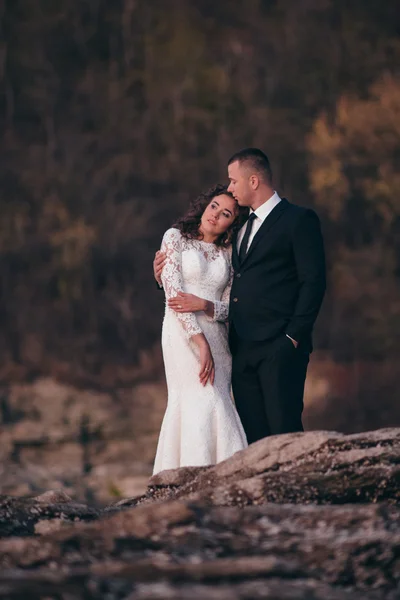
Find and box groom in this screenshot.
[154,148,326,443]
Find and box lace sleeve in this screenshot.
[213,249,233,322]
[161,228,202,338]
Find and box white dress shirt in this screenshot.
[237,191,282,253]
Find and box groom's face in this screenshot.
[227,161,252,207]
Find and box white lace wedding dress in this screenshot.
[153,228,248,474]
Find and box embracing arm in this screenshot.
[154,251,166,289]
[212,261,233,322]
[203,248,233,322]
[285,210,326,344]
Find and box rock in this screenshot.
[0,493,99,537]
[0,429,400,600]
[124,581,393,599]
[34,518,70,535]
[0,501,399,597]
[33,490,73,504]
[0,577,391,600]
[0,429,399,599]
[150,465,209,487]
[0,378,166,503]
[138,428,400,508]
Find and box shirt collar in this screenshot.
[251,191,282,222]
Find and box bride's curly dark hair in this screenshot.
[173,184,248,247]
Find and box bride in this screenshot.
[153,184,248,474]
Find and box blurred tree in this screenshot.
[308,76,400,358]
[0,0,399,382]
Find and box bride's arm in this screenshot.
[168,263,233,322]
[161,229,203,339]
[161,228,215,386]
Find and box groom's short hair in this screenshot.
[228,148,272,184]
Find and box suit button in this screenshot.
[236,273,241,278]
[233,297,238,302]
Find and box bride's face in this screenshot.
[200,194,238,239]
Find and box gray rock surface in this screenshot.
[0,428,399,598]
[0,491,99,537]
[121,428,400,507]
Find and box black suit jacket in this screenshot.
[229,198,326,352]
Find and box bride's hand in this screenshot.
[168,292,207,313]
[199,341,215,386]
[192,334,215,386]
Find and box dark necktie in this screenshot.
[238,213,257,263]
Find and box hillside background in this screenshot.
[0,0,399,501]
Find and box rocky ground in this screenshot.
[0,377,166,503]
[0,428,399,599]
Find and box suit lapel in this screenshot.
[241,198,289,266]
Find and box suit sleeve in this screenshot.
[285,209,326,343]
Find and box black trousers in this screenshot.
[230,327,309,444]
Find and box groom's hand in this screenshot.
[286,334,298,348]
[153,251,166,286]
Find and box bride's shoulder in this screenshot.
[162,227,182,243]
